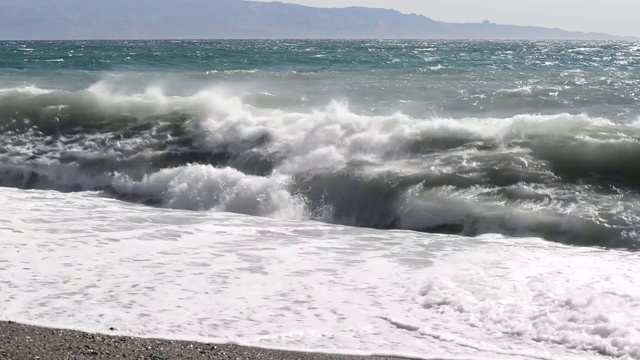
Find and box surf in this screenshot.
[1,83,639,248]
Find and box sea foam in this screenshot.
[1,84,639,248]
[1,187,638,359]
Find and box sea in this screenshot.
[1,40,639,359]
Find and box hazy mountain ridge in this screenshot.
[0,0,634,40]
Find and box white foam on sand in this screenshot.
[1,187,639,359]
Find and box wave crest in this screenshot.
[2,84,640,247]
[110,165,306,220]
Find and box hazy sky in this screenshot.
[256,0,639,37]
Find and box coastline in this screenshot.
[0,321,415,360]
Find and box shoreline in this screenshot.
[0,321,416,360]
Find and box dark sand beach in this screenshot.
[0,321,413,360]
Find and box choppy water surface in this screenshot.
[1,40,640,359]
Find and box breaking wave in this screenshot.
[1,84,640,248]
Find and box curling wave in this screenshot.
[1,84,640,248]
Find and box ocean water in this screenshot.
[1,40,640,359]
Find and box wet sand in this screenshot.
[0,321,414,360]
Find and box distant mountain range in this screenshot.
[0,0,634,40]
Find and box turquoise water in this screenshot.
[2,40,639,118]
[1,40,640,248]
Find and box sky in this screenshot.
[256,0,640,37]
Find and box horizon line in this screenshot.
[1,38,638,42]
